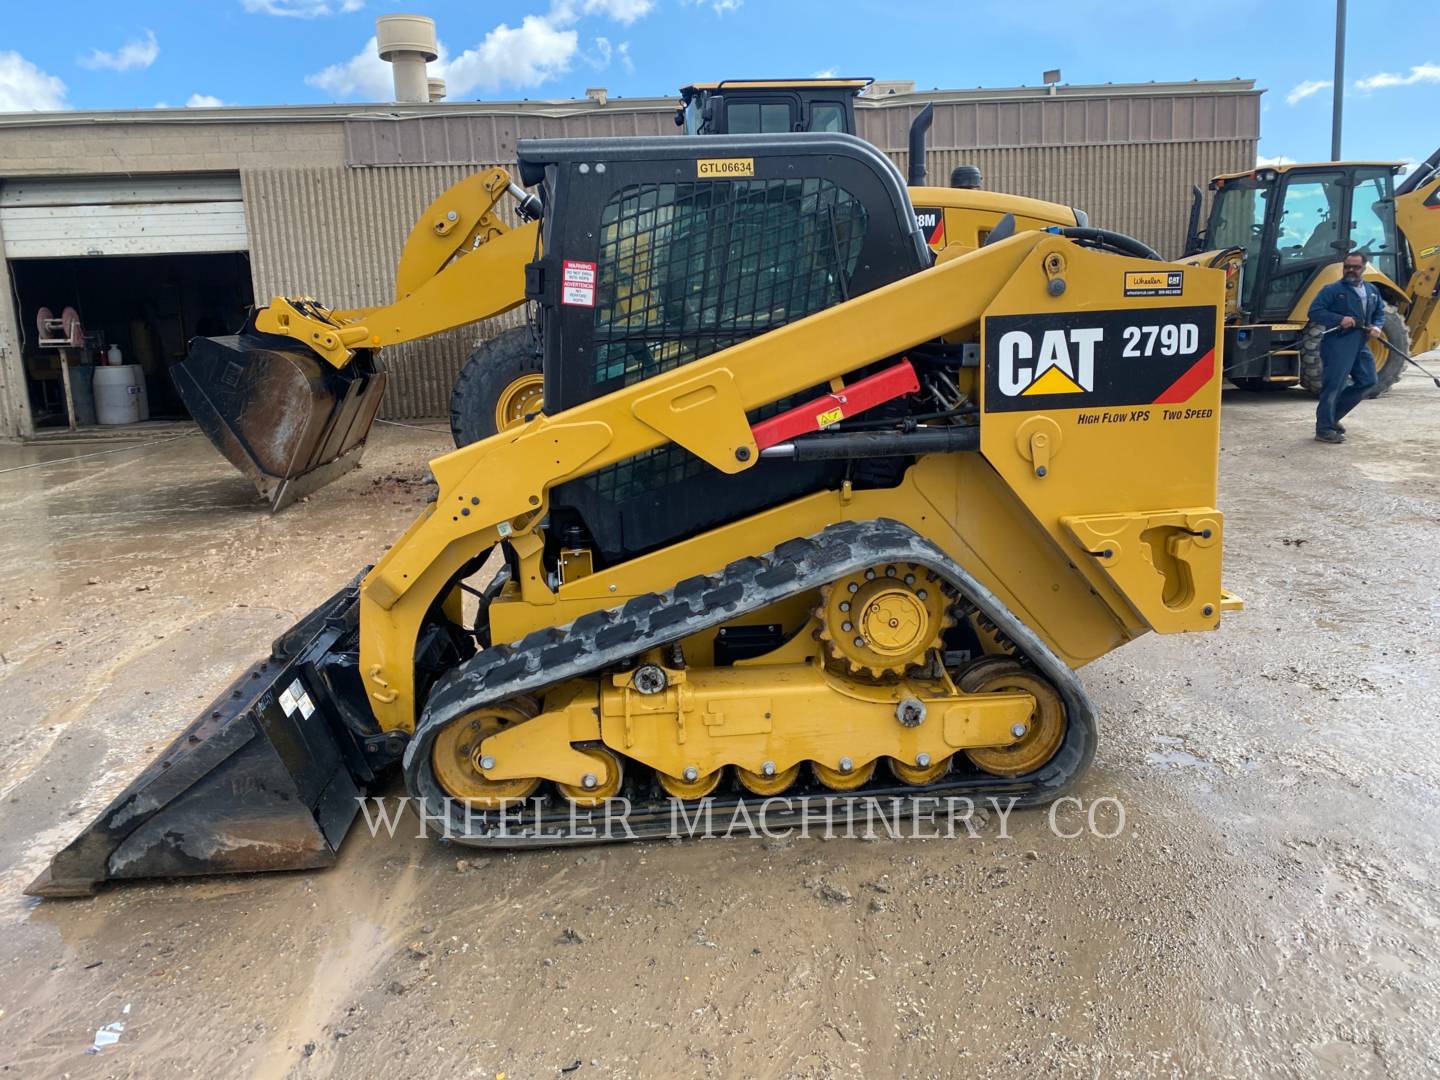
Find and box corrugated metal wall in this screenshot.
[855,90,1259,152]
[243,165,528,419]
[344,106,677,167]
[894,140,1256,256]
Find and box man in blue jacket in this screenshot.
[1307,251,1387,443]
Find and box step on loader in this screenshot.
[31,132,1238,896]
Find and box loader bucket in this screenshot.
[26,581,379,898]
[171,329,387,511]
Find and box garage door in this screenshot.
[0,174,247,258]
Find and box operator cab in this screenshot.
[1192,160,1408,320]
[677,79,870,137]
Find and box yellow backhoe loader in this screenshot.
[173,79,1090,507]
[32,130,1235,896]
[1181,145,1440,393]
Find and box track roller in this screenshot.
[812,758,877,791]
[658,768,724,800]
[556,747,625,806]
[889,753,954,786]
[736,763,802,796]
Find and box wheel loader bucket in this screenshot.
[171,329,387,511]
[26,581,379,898]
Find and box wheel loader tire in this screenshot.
[1298,306,1407,399]
[449,326,543,448]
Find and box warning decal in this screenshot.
[983,306,1216,412]
[562,259,597,307]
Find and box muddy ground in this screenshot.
[0,382,1436,1080]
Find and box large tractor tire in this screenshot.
[1298,306,1408,398]
[449,326,544,448]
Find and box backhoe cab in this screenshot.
[1182,147,1440,393]
[676,79,870,136]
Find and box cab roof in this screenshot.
[679,78,872,97]
[1211,159,1404,184]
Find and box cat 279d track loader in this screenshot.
[172,79,1089,506]
[30,132,1234,896]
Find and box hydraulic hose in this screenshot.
[1050,226,1163,262]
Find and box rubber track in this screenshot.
[403,519,1098,845]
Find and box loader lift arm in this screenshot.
[170,168,540,511]
[255,168,539,368]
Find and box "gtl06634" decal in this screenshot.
[982,307,1216,412]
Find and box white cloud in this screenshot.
[0,51,67,111]
[445,16,579,95]
[79,30,159,73]
[243,0,363,16]
[1285,79,1330,106]
[1355,63,1440,91]
[306,36,395,99]
[1257,154,1295,168]
[307,0,653,100]
[571,0,654,22]
[812,68,838,79]
[680,0,741,11]
[588,37,635,73]
[186,93,226,107]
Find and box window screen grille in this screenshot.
[590,177,868,393]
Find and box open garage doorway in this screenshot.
[10,251,254,431]
[1,173,252,436]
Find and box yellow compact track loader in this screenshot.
[1181,146,1440,393]
[31,132,1234,896]
[173,79,1089,506]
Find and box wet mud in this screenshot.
[0,384,1436,1079]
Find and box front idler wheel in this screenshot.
[430,697,541,808]
[959,661,1067,777]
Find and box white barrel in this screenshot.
[127,365,150,420]
[94,365,142,425]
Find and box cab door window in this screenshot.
[1209,182,1270,307]
[1349,168,1399,281]
[725,99,795,133]
[1260,170,1347,316]
[808,102,846,132]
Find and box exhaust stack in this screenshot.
[907,103,934,186]
[376,14,438,104]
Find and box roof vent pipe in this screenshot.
[376,14,438,104]
[428,78,447,102]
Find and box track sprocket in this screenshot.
[814,563,955,678]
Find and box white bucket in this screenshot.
[94,365,142,425]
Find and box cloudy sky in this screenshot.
[0,0,1435,168]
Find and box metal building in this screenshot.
[0,78,1259,437]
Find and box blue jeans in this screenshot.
[1316,340,1378,434]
